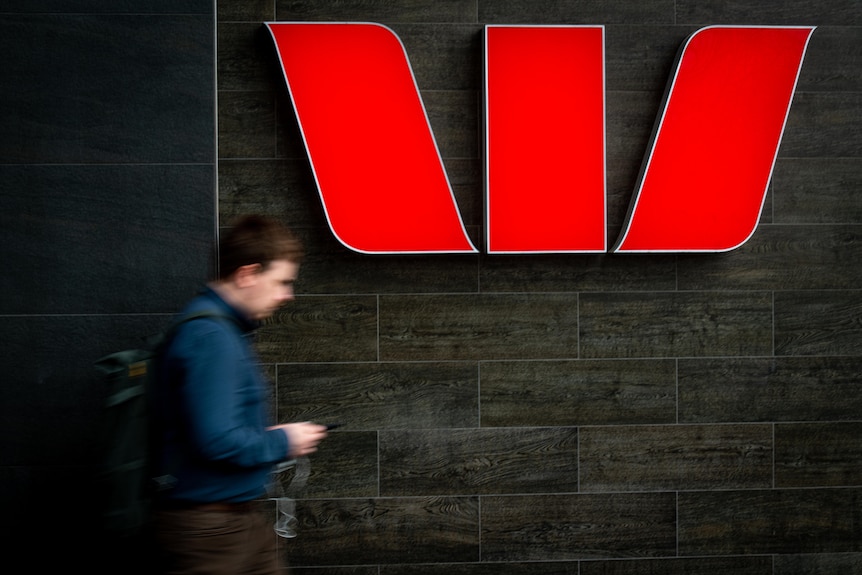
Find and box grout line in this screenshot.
[772,421,777,489]
[376,294,381,362]
[212,0,220,267]
[477,496,482,562]
[675,358,680,425]
[477,362,482,428]
[675,491,680,557]
[376,429,381,498]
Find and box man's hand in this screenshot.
[268,422,328,458]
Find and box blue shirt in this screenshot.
[155,287,289,503]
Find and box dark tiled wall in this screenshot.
[218,0,862,573]
[0,0,216,567]
[2,0,857,572]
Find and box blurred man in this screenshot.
[153,215,327,574]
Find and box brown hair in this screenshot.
[217,215,303,280]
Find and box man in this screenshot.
[153,215,327,574]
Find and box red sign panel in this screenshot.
[485,25,606,253]
[615,26,815,252]
[266,23,815,254]
[266,22,477,254]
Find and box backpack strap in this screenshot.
[174,309,236,327]
[170,309,230,331]
[149,309,241,351]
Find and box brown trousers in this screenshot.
[154,502,284,575]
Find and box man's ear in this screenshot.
[233,263,262,288]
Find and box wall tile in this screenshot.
[796,27,862,92]
[275,93,309,159]
[256,296,379,363]
[390,23,481,91]
[1,0,211,12]
[218,0,274,22]
[679,357,862,423]
[580,292,773,358]
[478,0,675,25]
[581,556,773,575]
[676,0,862,26]
[380,563,578,574]
[276,362,479,429]
[218,158,320,226]
[288,496,480,565]
[275,431,379,498]
[218,22,278,92]
[423,90,479,159]
[0,164,213,315]
[677,226,862,291]
[773,159,862,224]
[293,568,378,575]
[217,90,277,158]
[605,90,665,162]
[580,424,773,491]
[775,291,862,356]
[781,92,862,158]
[276,0,479,23]
[296,248,480,295]
[380,427,578,496]
[605,155,650,232]
[379,293,579,361]
[678,488,862,554]
[775,553,862,575]
[480,359,677,426]
[481,492,677,561]
[775,422,862,488]
[605,26,692,92]
[443,158,483,227]
[479,253,677,293]
[0,14,213,164]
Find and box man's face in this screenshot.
[243,259,299,320]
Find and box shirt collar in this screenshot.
[199,286,259,333]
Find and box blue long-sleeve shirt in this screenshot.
[155,287,289,503]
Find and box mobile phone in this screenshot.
[325,423,343,430]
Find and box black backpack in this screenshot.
[94,310,226,538]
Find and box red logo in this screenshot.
[266,23,815,254]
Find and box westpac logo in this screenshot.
[266,23,815,254]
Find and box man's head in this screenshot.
[214,215,304,320]
[218,215,303,279]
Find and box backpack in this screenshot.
[94,310,226,539]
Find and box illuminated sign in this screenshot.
[266,23,815,254]
[485,25,606,254]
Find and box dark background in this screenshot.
[2,1,860,572]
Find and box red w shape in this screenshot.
[614,26,816,253]
[268,23,814,254]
